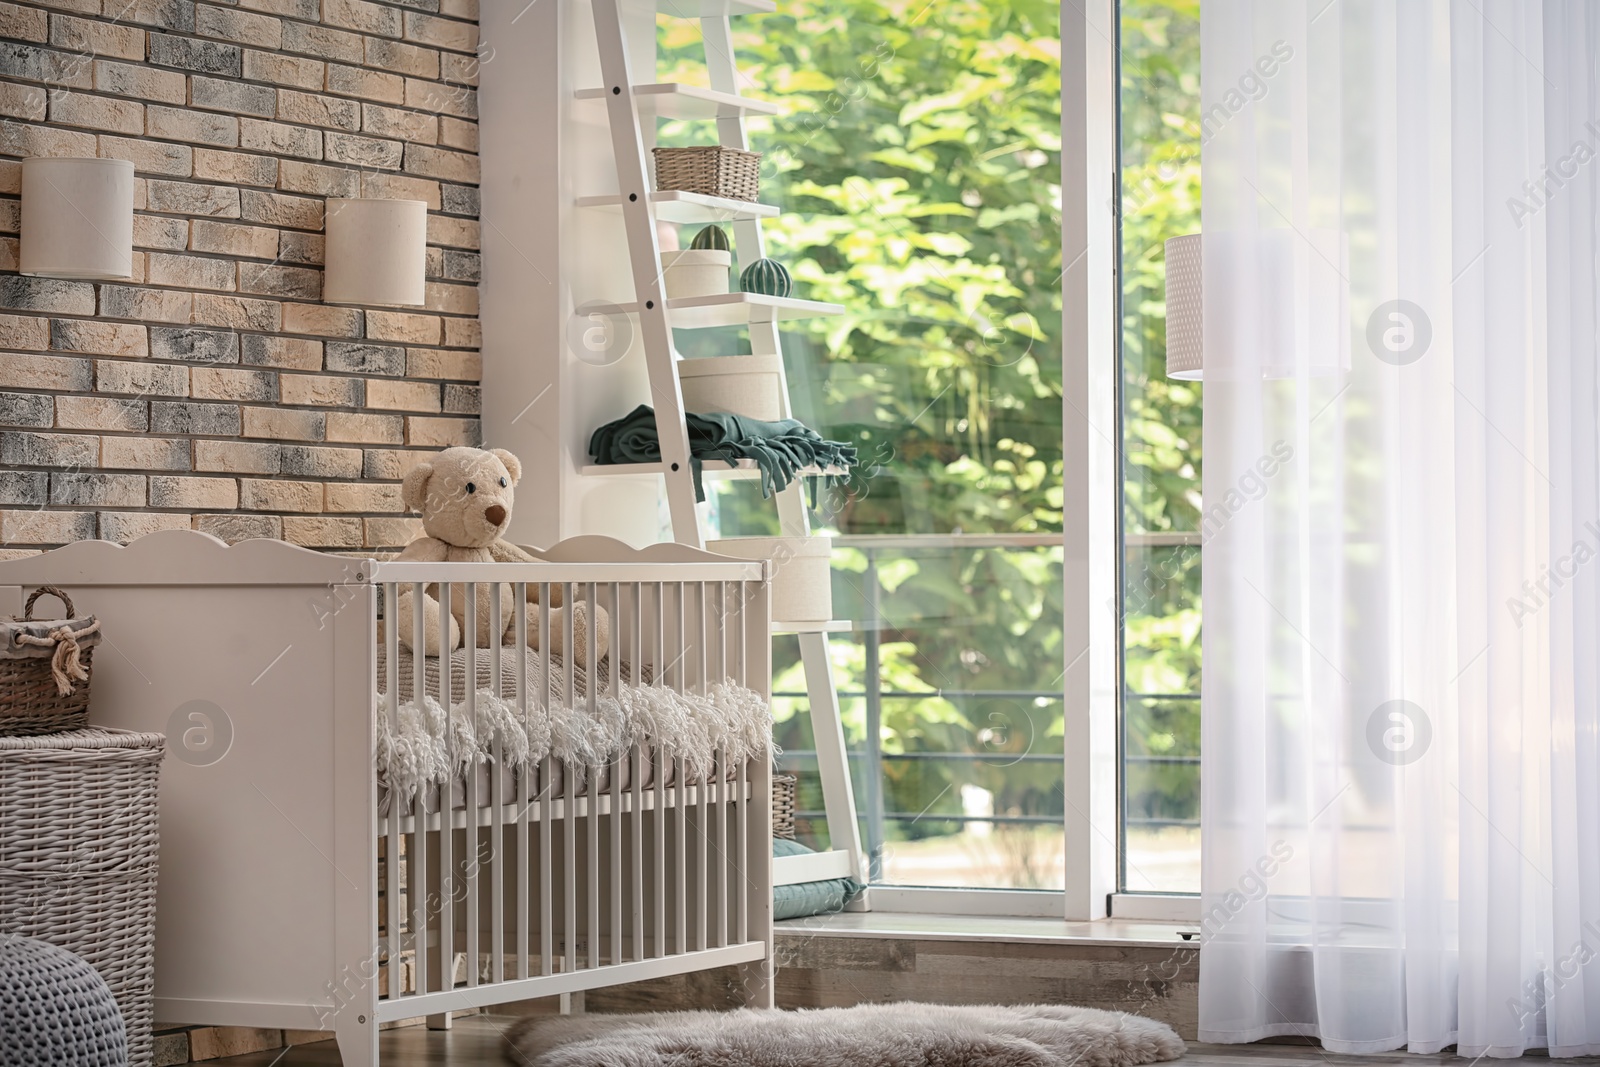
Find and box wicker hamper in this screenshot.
[653,145,761,202]
[772,774,797,840]
[0,586,100,736]
[0,729,165,1067]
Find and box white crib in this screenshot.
[0,530,775,1067]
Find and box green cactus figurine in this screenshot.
[690,225,732,252]
[739,257,792,298]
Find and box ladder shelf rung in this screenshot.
[588,292,845,329]
[576,83,780,120]
[652,0,774,16]
[582,460,850,480]
[577,190,779,224]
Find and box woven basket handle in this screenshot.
[23,585,74,621]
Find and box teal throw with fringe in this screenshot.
[587,404,859,502]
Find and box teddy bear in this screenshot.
[392,446,608,666]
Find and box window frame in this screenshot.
[1106,0,1202,922]
[1058,0,1122,922]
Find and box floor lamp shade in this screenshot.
[323,198,428,306]
[20,157,135,280]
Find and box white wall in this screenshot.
[479,0,668,549]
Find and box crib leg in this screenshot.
[736,959,775,1009]
[426,1012,452,1030]
[335,1012,379,1067]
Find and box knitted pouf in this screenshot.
[0,934,128,1066]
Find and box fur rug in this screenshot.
[501,1003,1186,1067]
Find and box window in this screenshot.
[1117,0,1202,896]
[660,0,1066,893]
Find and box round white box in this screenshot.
[660,249,731,300]
[678,355,785,421]
[707,535,833,625]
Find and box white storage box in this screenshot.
[679,355,785,421]
[660,249,731,299]
[708,536,832,625]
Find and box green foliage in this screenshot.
[656,0,1202,879]
[1119,1,1202,838]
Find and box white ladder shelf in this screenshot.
[584,0,868,900]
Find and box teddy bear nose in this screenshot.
[485,504,506,526]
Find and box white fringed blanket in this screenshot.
[373,642,771,808]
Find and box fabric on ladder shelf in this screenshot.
[587,403,859,501]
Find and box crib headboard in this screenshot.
[0,529,379,1025]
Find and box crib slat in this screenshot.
[465,583,481,988]
[416,790,428,998]
[487,581,503,986]
[720,748,732,947]
[737,758,748,944]
[564,743,577,976]
[653,583,666,960]
[437,581,454,993]
[676,754,687,955]
[630,742,644,964]
[609,582,620,696]
[410,582,429,998]
[538,589,552,979]
[563,582,575,711]
[716,581,727,692]
[384,585,402,997]
[540,760,552,979]
[489,577,503,984]
[696,582,708,697]
[582,582,600,972]
[587,764,600,971]
[607,584,623,967]
[514,585,529,982]
[697,748,708,953]
[630,583,645,963]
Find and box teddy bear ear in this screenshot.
[401,462,434,512]
[490,448,522,486]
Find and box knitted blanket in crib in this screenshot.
[373,641,772,807]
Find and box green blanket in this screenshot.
[588,404,859,502]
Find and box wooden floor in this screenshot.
[203,1014,1600,1065]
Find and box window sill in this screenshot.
[774,911,1197,947]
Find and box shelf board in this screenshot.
[582,460,850,480]
[652,0,774,16]
[576,82,779,120]
[576,190,778,224]
[587,292,844,329]
[773,619,852,634]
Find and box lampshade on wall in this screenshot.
[20,157,135,280]
[322,198,428,306]
[1164,230,1350,380]
[1164,234,1204,379]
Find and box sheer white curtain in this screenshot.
[1200,1,1600,1056]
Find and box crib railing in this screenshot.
[365,558,774,1019]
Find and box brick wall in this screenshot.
[0,0,483,559]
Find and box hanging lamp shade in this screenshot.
[20,157,135,281]
[323,198,428,306]
[1164,230,1350,380]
